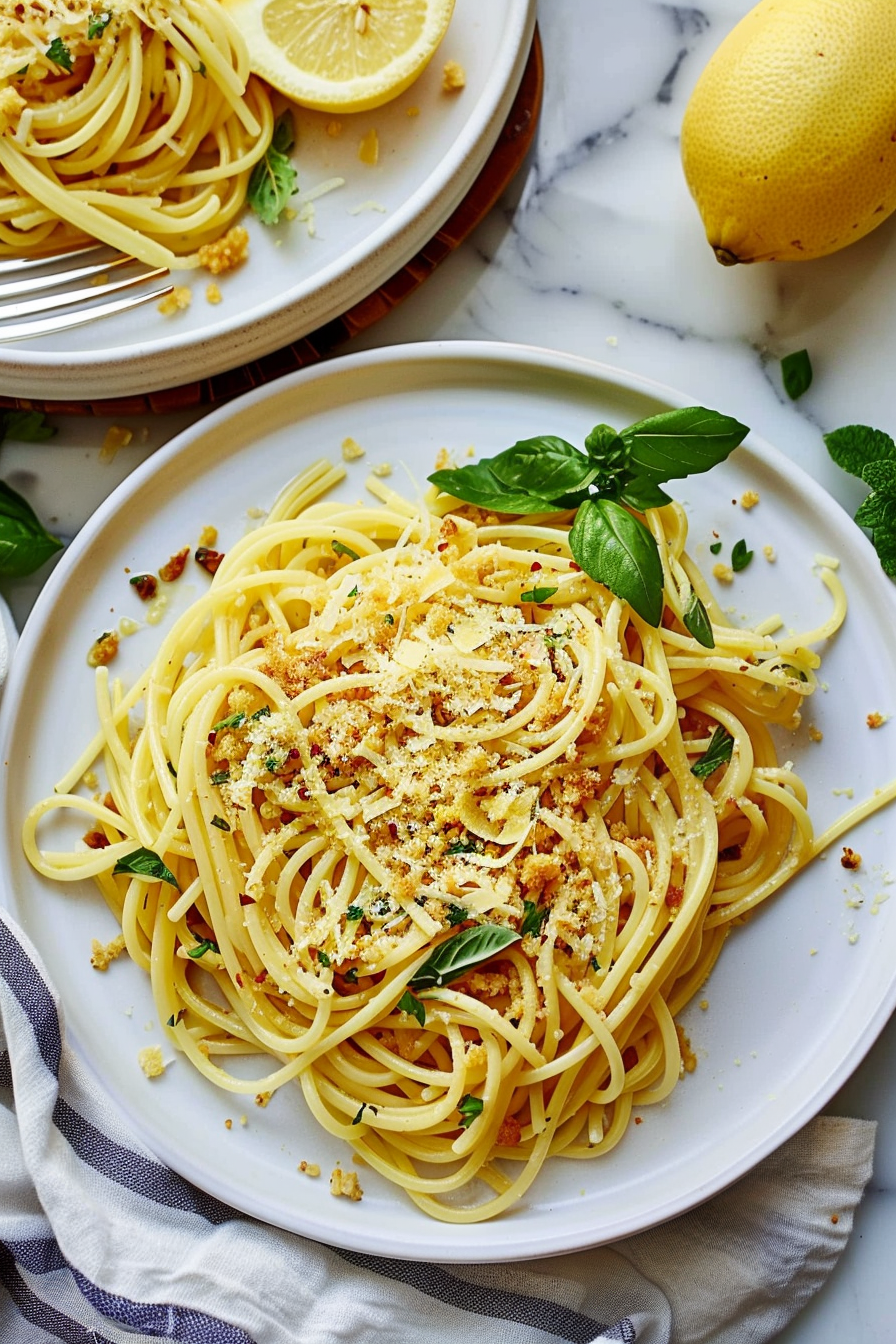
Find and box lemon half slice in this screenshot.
[227,0,457,114]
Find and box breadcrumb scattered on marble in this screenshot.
[330,1166,363,1201]
[138,1046,165,1079]
[442,60,466,92]
[341,436,365,462]
[807,725,824,743]
[158,286,192,316]
[90,934,127,971]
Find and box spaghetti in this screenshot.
[0,0,274,267]
[23,460,861,1222]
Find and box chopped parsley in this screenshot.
[45,37,73,71]
[187,938,218,959]
[88,10,112,38]
[332,540,360,561]
[210,770,230,786]
[458,1094,484,1128]
[520,585,558,604]
[210,815,230,831]
[520,900,549,938]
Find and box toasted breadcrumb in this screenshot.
[442,60,466,91]
[712,562,734,585]
[87,631,119,667]
[255,1090,272,1107]
[341,436,365,461]
[763,545,776,562]
[138,1046,165,1079]
[330,1166,363,1200]
[100,425,132,462]
[405,106,420,117]
[807,725,824,742]
[159,547,190,582]
[326,119,342,137]
[206,283,222,305]
[676,1024,698,1073]
[434,446,451,472]
[867,711,888,729]
[90,933,126,970]
[740,489,760,510]
[198,525,218,549]
[840,847,862,871]
[298,1160,321,1177]
[198,226,249,276]
[0,85,25,133]
[370,462,392,477]
[158,286,192,315]
[224,1117,233,1129]
[358,128,378,165]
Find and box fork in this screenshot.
[0,246,173,343]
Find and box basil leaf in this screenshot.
[731,538,753,571]
[397,989,426,1027]
[568,497,665,626]
[458,1094,484,1128]
[187,938,218,959]
[2,410,54,442]
[622,407,749,484]
[247,110,298,225]
[683,591,715,648]
[333,541,360,561]
[584,424,628,472]
[113,847,180,889]
[618,479,672,511]
[0,480,63,577]
[212,711,245,731]
[488,436,599,499]
[45,37,73,71]
[520,900,549,938]
[520,585,557,603]
[691,726,734,778]
[781,349,813,400]
[409,924,520,990]
[88,10,112,38]
[428,461,558,514]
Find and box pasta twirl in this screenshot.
[23,460,850,1222]
[0,0,274,267]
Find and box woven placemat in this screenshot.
[5,29,542,420]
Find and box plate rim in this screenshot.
[4,338,896,1261]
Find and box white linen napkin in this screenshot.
[0,907,875,1344]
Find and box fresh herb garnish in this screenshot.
[212,711,245,731]
[317,949,331,968]
[446,837,476,855]
[166,1008,185,1026]
[429,407,748,626]
[520,585,558,604]
[0,475,63,577]
[250,705,271,720]
[445,904,468,926]
[332,540,360,561]
[210,814,230,831]
[113,847,179,889]
[88,10,112,38]
[730,539,753,572]
[520,900,549,938]
[345,904,364,922]
[683,590,714,648]
[187,938,218,959]
[824,423,896,577]
[709,540,722,555]
[210,770,230,785]
[45,37,73,71]
[247,110,298,225]
[348,585,359,597]
[383,613,395,625]
[352,1102,377,1124]
[409,923,520,990]
[397,988,426,1027]
[691,725,735,778]
[458,1094,484,1128]
[343,967,359,984]
[781,349,813,401]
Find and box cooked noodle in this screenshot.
[25,460,873,1222]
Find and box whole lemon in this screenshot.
[681,0,896,264]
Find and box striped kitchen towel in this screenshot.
[1,907,875,1344]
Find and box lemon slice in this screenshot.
[227,0,457,114]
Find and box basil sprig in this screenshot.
[409,923,520,990]
[112,846,180,889]
[429,406,749,626]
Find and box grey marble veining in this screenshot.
[1,1,895,1336]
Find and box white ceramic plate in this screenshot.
[3,342,895,1262]
[0,0,534,404]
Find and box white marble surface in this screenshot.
[2,1,895,1337]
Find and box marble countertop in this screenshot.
[2,1,894,1337]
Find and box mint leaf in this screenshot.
[731,538,753,572]
[683,591,714,648]
[489,435,599,498]
[569,497,665,626]
[691,726,734,778]
[247,111,298,225]
[781,349,813,400]
[823,424,896,477]
[409,924,520,990]
[622,407,749,484]
[397,989,426,1027]
[855,460,896,577]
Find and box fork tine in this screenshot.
[0,245,105,276]
[0,252,146,301]
[0,282,175,343]
[0,265,172,322]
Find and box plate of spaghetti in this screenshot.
[0,0,534,402]
[4,342,896,1260]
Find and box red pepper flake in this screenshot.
[287,748,300,760]
[82,830,110,849]
[280,810,297,823]
[195,546,225,574]
[159,546,190,582]
[129,573,158,601]
[530,561,542,571]
[208,732,217,746]
[664,885,684,910]
[235,973,243,987]
[297,788,310,801]
[569,562,581,572]
[387,822,398,839]
[437,542,449,552]
[239,893,255,905]
[310,743,322,757]
[254,970,268,983]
